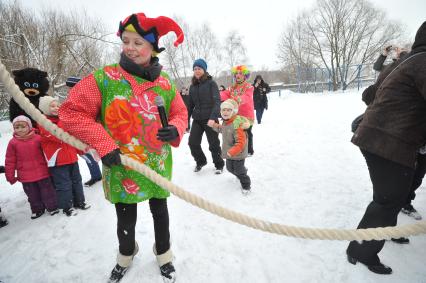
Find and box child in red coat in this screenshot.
[5,115,59,219]
[38,96,90,216]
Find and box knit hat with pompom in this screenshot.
[220,99,239,115]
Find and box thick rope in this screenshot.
[1,60,425,241]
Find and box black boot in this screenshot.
[63,207,77,216]
[154,246,176,282]
[0,217,8,228]
[194,161,207,172]
[108,242,139,283]
[347,252,392,275]
[84,178,102,187]
[108,264,128,283]
[31,211,45,219]
[74,202,91,210]
[160,262,176,283]
[391,237,410,244]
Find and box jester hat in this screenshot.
[117,13,184,53]
[231,65,250,80]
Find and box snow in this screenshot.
[0,90,425,283]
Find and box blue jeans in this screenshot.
[255,108,265,124]
[81,153,102,180]
[49,163,85,209]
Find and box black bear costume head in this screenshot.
[9,67,50,124]
[12,68,49,96]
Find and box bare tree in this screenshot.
[161,18,222,89]
[0,1,115,94]
[277,14,317,89]
[222,30,247,70]
[160,16,191,88]
[277,0,403,91]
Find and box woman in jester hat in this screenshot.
[59,12,187,283]
[220,65,255,156]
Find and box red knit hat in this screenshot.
[117,13,184,53]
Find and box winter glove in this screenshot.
[0,166,4,174]
[157,125,179,142]
[7,176,17,185]
[101,149,122,168]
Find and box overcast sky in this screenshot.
[17,0,426,70]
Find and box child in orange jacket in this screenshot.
[210,99,252,194]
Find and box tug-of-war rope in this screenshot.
[1,60,425,241]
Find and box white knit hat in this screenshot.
[12,115,33,129]
[39,96,59,115]
[220,99,238,115]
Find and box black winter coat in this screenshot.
[252,81,270,110]
[352,21,426,168]
[362,53,409,105]
[188,74,221,121]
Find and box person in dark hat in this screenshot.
[59,12,187,283]
[346,21,426,275]
[187,58,224,174]
[252,75,270,124]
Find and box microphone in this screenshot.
[66,76,81,87]
[154,96,168,127]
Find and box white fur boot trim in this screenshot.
[153,244,174,267]
[117,241,139,267]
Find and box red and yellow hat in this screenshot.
[117,13,184,53]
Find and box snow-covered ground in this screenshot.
[0,90,425,283]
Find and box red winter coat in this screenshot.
[5,132,50,184]
[38,116,79,167]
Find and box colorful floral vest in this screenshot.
[94,64,176,203]
[222,81,255,124]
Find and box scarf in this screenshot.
[14,128,35,141]
[119,53,162,82]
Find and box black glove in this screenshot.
[157,125,179,142]
[0,165,5,174]
[101,149,122,167]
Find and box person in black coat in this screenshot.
[188,59,224,173]
[347,21,426,275]
[362,52,424,222]
[252,75,270,124]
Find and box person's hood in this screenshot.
[411,21,426,51]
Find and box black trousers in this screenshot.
[188,119,224,169]
[347,150,414,265]
[406,153,426,205]
[246,126,253,155]
[115,198,170,256]
[226,159,251,189]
